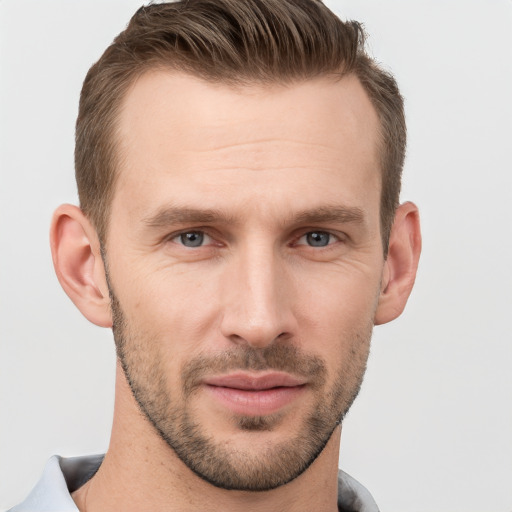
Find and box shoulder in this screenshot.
[337,469,380,512]
[7,454,104,512]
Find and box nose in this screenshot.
[220,242,296,349]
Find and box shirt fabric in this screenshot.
[8,455,379,512]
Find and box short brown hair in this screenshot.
[75,0,405,252]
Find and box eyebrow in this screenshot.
[143,207,237,228]
[142,204,365,229]
[293,205,365,226]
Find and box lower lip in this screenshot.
[205,385,306,416]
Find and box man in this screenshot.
[10,0,421,510]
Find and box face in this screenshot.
[105,71,384,491]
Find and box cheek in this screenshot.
[292,267,380,363]
[294,263,381,325]
[117,266,224,357]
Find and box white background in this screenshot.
[1,1,511,510]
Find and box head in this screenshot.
[75,0,406,254]
[52,0,420,494]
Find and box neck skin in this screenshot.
[72,361,341,512]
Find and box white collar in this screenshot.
[9,454,379,512]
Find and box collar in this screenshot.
[9,454,379,512]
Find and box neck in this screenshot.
[72,363,341,512]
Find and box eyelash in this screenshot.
[169,230,215,248]
[168,229,343,249]
[294,231,340,248]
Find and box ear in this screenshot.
[50,204,112,327]
[374,202,421,325]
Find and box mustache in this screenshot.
[181,344,327,397]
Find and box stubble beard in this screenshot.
[108,286,372,492]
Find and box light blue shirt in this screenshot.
[9,455,379,512]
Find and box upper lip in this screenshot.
[203,372,307,391]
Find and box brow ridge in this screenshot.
[142,204,365,229]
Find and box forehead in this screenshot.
[113,71,381,223]
[118,71,379,162]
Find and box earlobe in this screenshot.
[374,202,421,325]
[50,204,113,328]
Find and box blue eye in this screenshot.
[176,231,207,247]
[299,231,335,247]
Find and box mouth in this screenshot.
[202,372,307,416]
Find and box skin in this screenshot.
[50,71,421,511]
